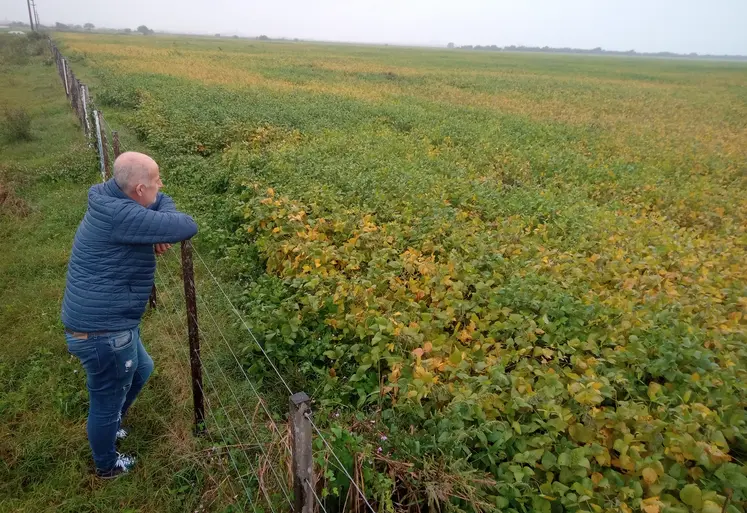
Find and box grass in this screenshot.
[0,36,284,513]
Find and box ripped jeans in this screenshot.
[66,326,154,471]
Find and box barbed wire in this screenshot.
[157,252,294,510]
[305,411,377,513]
[191,247,294,397]
[150,265,248,510]
[154,263,265,511]
[184,242,377,512]
[306,478,330,513]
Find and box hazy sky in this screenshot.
[2,0,746,54]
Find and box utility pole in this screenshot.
[26,0,35,31]
[32,0,40,29]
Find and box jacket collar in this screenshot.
[103,178,131,200]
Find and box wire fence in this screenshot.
[49,37,378,513]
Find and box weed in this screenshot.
[3,107,32,142]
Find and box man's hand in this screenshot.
[154,243,172,256]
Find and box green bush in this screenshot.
[3,107,32,142]
[26,31,46,41]
[0,37,29,65]
[29,39,47,56]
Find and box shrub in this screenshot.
[26,31,46,41]
[29,39,47,56]
[3,107,32,142]
[0,37,29,65]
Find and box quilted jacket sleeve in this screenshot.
[110,201,198,244]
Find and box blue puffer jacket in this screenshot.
[61,179,198,332]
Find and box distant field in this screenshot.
[58,32,747,512]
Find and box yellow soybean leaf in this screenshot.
[647,382,662,400]
[642,467,658,485]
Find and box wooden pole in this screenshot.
[62,59,70,97]
[26,0,35,31]
[54,47,62,80]
[93,110,106,182]
[290,392,313,513]
[81,84,91,138]
[70,75,81,123]
[112,131,121,158]
[82,85,93,142]
[32,1,40,29]
[98,112,111,180]
[148,285,157,309]
[181,240,205,435]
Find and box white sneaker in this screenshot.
[96,452,136,479]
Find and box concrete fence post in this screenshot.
[290,392,313,513]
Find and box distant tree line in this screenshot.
[449,43,747,61]
[8,21,155,36]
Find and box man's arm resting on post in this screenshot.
[110,202,198,245]
[149,194,181,253]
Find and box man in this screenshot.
[61,152,198,479]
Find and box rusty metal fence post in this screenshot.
[181,239,205,435]
[290,392,313,513]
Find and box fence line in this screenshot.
[192,248,294,397]
[150,265,248,510]
[157,251,295,511]
[155,261,268,511]
[50,37,378,513]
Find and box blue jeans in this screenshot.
[65,326,154,471]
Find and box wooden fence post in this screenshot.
[98,112,111,180]
[93,109,106,182]
[181,239,205,435]
[112,131,121,158]
[62,58,70,96]
[82,85,92,143]
[148,285,157,309]
[67,66,75,103]
[80,84,91,138]
[74,80,84,131]
[290,392,313,513]
[70,75,81,125]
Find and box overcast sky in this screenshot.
[2,0,745,54]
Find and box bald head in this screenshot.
[113,152,163,207]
